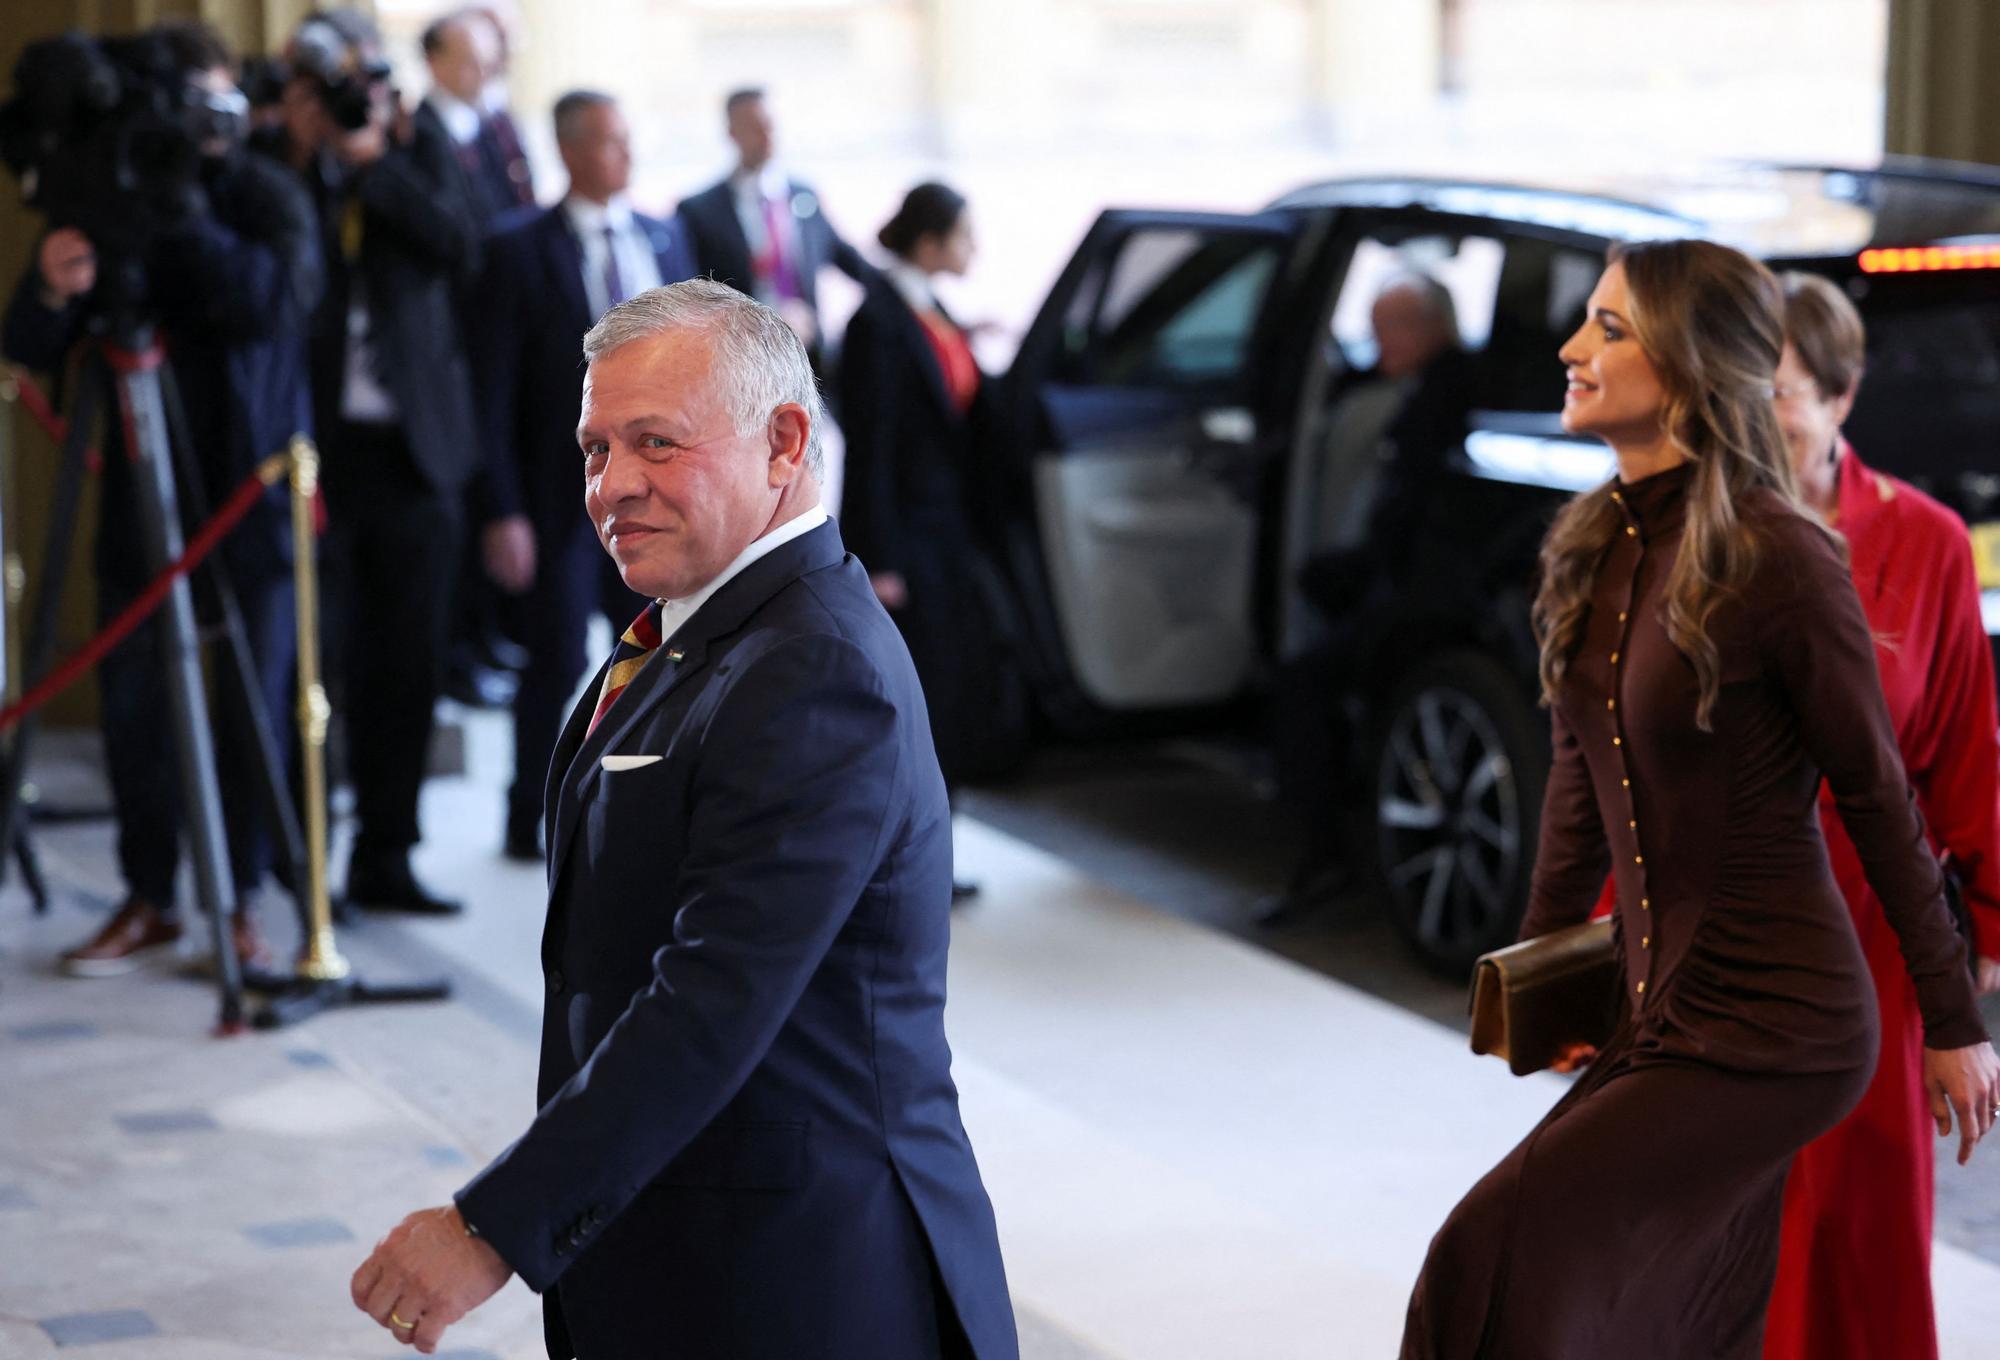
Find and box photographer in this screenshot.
[256,9,483,915]
[2,21,321,974]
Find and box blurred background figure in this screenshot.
[422,6,536,716]
[469,5,535,211]
[1324,273,1477,570]
[1758,272,2000,1360]
[263,7,485,916]
[2,20,320,975]
[838,181,993,899]
[419,9,529,226]
[1266,270,1474,922]
[469,89,694,862]
[677,86,872,370]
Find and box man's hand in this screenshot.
[1924,1041,2000,1167]
[351,1205,511,1354]
[870,570,908,611]
[1978,957,1999,997]
[35,228,95,308]
[482,515,536,593]
[335,120,389,168]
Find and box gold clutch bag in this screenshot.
[1468,918,1619,1076]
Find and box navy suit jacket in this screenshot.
[678,173,872,324]
[455,520,1018,1360]
[468,203,695,529]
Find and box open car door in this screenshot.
[1005,209,1311,712]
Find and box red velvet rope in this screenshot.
[0,455,291,733]
[8,367,101,473]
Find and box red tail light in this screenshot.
[1858,244,2000,273]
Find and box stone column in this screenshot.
[1885,0,2000,164]
[917,0,1062,152]
[1305,0,1442,140]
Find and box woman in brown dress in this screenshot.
[1399,239,2000,1359]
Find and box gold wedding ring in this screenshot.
[390,1311,416,1330]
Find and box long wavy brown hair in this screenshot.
[1533,239,1804,730]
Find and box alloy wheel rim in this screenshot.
[1377,685,1521,954]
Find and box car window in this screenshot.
[1061,228,1286,388]
[1479,239,1607,412]
[1328,234,1504,369]
[1838,279,2000,512]
[1857,296,2000,388]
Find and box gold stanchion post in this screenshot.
[288,434,348,982]
[251,434,448,1026]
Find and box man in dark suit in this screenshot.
[470,89,695,861]
[418,9,531,225]
[351,279,1018,1360]
[420,7,538,712]
[1270,272,1476,920]
[677,87,873,366]
[273,11,484,913]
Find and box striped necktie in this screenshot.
[588,601,664,736]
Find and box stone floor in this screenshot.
[2,715,1997,1358]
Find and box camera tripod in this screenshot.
[0,311,448,1029]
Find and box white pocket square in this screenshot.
[601,754,664,772]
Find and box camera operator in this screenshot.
[254,8,483,915]
[1,21,321,975]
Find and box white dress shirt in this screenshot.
[564,194,663,320]
[424,89,483,146]
[655,504,829,646]
[339,299,398,422]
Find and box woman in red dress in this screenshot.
[1757,273,2000,1360]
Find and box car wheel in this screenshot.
[1370,650,1548,976]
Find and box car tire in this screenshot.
[1367,650,1549,977]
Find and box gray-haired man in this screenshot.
[352,280,1017,1360]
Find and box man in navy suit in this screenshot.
[351,279,1018,1360]
[469,89,696,860]
[677,87,873,368]
[418,11,532,225]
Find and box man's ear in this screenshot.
[766,403,811,486]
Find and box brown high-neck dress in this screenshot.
[1400,463,1987,1360]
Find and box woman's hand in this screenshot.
[1977,957,2000,997]
[1924,1041,2000,1166]
[1549,1042,1598,1074]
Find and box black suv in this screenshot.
[976,161,2000,975]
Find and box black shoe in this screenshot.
[344,853,464,915]
[951,879,981,904]
[502,823,543,864]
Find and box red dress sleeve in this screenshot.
[1898,514,2000,963]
